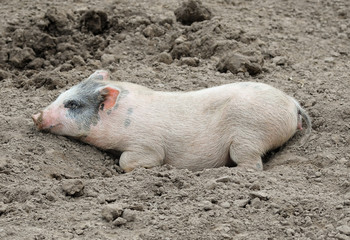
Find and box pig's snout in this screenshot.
[32,112,43,130]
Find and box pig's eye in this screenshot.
[64,100,81,110]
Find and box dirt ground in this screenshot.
[0,0,349,239]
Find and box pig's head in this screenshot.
[32,70,121,139]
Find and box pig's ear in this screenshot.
[99,86,120,111]
[88,70,110,81]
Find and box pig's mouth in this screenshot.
[38,123,63,133]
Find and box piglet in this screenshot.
[32,70,311,172]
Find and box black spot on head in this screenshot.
[65,79,105,131]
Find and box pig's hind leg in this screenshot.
[119,150,164,172]
[229,142,264,171]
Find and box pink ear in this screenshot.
[90,70,110,81]
[100,87,120,110]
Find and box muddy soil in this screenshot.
[0,0,349,239]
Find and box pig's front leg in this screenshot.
[119,149,165,172]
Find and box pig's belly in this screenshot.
[164,143,231,171]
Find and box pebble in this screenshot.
[0,69,9,81]
[335,233,350,240]
[272,56,287,65]
[101,54,116,66]
[285,228,295,236]
[61,179,84,197]
[122,209,136,222]
[113,217,127,226]
[174,35,187,44]
[249,191,269,201]
[200,200,213,211]
[233,199,249,208]
[337,225,350,236]
[0,202,7,215]
[71,55,85,66]
[0,157,8,170]
[324,57,335,63]
[142,24,164,38]
[97,195,106,204]
[180,57,199,67]
[216,176,232,183]
[220,201,231,208]
[158,52,173,65]
[250,197,263,209]
[101,203,124,222]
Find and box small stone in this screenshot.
[205,180,217,190]
[113,217,127,226]
[122,209,136,222]
[180,57,199,67]
[249,191,269,201]
[174,35,187,44]
[61,179,84,197]
[272,56,287,66]
[220,201,231,208]
[174,0,212,25]
[0,158,8,170]
[324,57,335,63]
[0,202,7,215]
[170,42,191,59]
[304,216,312,227]
[45,192,56,202]
[233,199,249,208]
[27,58,45,69]
[200,200,213,211]
[337,225,350,236]
[216,176,232,183]
[142,24,165,38]
[97,195,106,204]
[335,233,350,240]
[158,52,173,64]
[80,10,108,34]
[216,53,263,76]
[101,203,124,222]
[60,62,73,72]
[336,204,343,209]
[101,54,116,66]
[285,228,295,236]
[8,47,35,68]
[250,197,263,209]
[75,229,84,235]
[0,69,9,81]
[71,55,85,66]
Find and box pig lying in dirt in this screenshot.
[32,70,311,172]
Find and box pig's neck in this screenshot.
[83,106,131,151]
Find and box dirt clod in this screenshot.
[216,53,263,76]
[174,0,212,25]
[8,47,35,68]
[102,203,124,222]
[80,10,109,34]
[158,52,173,64]
[61,179,85,197]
